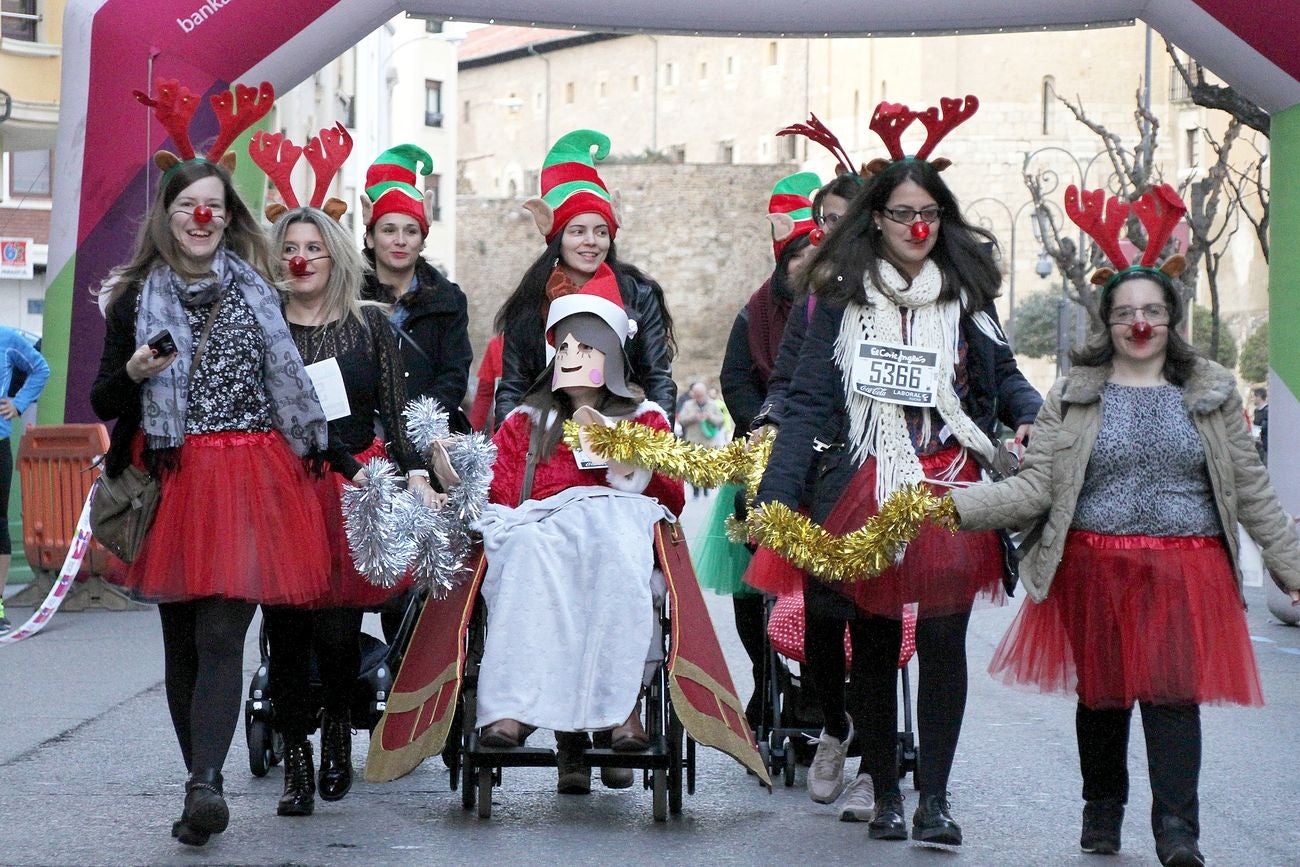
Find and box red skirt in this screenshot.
[822,446,1004,618]
[988,531,1262,709]
[315,438,413,608]
[120,431,331,606]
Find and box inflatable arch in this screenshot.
[51,2,1300,584]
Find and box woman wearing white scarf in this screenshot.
[755,157,1041,843]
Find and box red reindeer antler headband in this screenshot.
[776,113,864,180]
[134,78,275,177]
[1064,183,1188,289]
[249,123,353,223]
[861,94,979,177]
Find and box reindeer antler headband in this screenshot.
[248,123,354,224]
[1064,183,1188,291]
[861,94,980,177]
[134,78,275,179]
[776,114,866,182]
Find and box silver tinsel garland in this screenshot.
[341,399,497,596]
[341,457,418,587]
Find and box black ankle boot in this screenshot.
[1081,797,1124,854]
[174,769,228,846]
[277,740,315,817]
[318,714,354,802]
[912,793,962,846]
[1155,816,1204,867]
[868,790,908,840]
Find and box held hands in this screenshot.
[407,473,449,510]
[427,440,461,489]
[126,343,178,383]
[1008,423,1033,460]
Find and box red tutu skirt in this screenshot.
[315,438,413,608]
[822,446,1004,618]
[988,530,1262,709]
[120,431,331,605]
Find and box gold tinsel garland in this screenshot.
[563,418,960,582]
[561,420,771,490]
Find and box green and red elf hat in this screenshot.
[767,172,822,260]
[545,262,633,345]
[523,129,621,242]
[362,144,435,234]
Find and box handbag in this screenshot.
[89,296,224,562]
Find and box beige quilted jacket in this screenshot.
[950,359,1300,603]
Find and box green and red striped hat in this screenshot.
[539,130,618,242]
[768,171,822,260]
[364,143,433,234]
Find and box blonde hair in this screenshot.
[270,207,373,325]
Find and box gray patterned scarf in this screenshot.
[135,248,328,456]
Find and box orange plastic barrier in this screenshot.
[19,424,112,578]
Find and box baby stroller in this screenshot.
[244,590,425,777]
[757,592,918,788]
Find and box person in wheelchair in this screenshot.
[437,266,684,794]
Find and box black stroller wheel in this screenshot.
[247,719,275,778]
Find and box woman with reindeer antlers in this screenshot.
[247,125,441,818]
[942,184,1300,866]
[492,129,677,427]
[754,96,1041,844]
[91,80,332,847]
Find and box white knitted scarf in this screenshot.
[833,258,998,505]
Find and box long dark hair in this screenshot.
[812,174,864,225]
[771,233,811,301]
[1070,269,1201,385]
[106,159,270,308]
[494,237,677,359]
[521,367,645,460]
[801,159,1001,310]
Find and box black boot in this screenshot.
[867,790,908,841]
[277,740,315,817]
[912,793,962,846]
[1155,817,1205,867]
[1081,797,1124,854]
[174,769,228,846]
[318,713,354,802]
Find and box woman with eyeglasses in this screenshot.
[754,153,1041,842]
[942,190,1300,865]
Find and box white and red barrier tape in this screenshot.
[0,487,95,646]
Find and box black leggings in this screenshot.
[1076,701,1201,837]
[805,609,971,798]
[158,598,257,773]
[263,606,364,742]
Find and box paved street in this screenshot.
[1,490,1299,865]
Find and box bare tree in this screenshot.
[1182,121,1242,359]
[1167,41,1270,136]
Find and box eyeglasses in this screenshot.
[817,212,842,227]
[880,206,942,225]
[1109,304,1170,325]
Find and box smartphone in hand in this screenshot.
[146,329,178,356]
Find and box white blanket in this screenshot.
[474,486,674,732]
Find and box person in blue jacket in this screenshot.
[0,326,49,633]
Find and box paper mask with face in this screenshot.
[547,312,634,397]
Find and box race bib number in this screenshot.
[850,340,939,407]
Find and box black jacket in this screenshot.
[90,287,146,479]
[756,299,1042,524]
[361,258,472,427]
[494,269,676,425]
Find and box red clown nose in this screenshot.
[910,221,930,240]
[288,256,309,277]
[1130,319,1154,341]
[809,227,826,247]
[192,205,213,225]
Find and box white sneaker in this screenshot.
[838,774,876,822]
[807,717,854,804]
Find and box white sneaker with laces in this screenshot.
[807,716,854,804]
[838,774,876,822]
